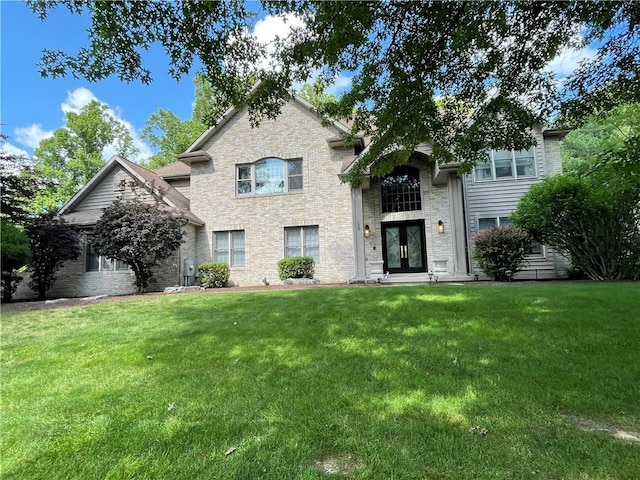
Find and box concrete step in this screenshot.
[380,273,476,284]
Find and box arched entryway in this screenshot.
[379,165,427,273]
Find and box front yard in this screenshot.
[2,282,639,479]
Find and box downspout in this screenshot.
[462,173,473,275]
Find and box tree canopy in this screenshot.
[561,102,640,175]
[31,100,137,211]
[1,134,42,225]
[298,77,336,108]
[0,220,31,302]
[141,73,237,169]
[141,110,205,170]
[28,1,639,183]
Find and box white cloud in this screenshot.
[546,44,597,79]
[1,141,29,158]
[251,13,307,70]
[61,87,98,114]
[14,124,54,149]
[326,73,353,97]
[252,13,305,45]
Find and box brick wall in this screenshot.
[361,162,457,276]
[13,224,199,300]
[189,100,356,286]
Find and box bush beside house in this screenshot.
[277,256,315,281]
[472,226,530,281]
[197,262,230,288]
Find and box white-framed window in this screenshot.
[236,157,303,195]
[477,216,543,256]
[214,230,245,267]
[474,148,536,181]
[85,238,128,272]
[477,216,512,231]
[284,225,319,262]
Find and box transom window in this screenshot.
[237,157,303,195]
[285,226,319,262]
[214,230,245,267]
[478,216,543,256]
[474,148,536,181]
[381,166,422,213]
[85,238,128,272]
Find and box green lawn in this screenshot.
[2,282,639,479]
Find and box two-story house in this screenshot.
[26,95,566,299]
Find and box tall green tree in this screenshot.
[31,100,137,211]
[298,77,336,109]
[28,1,639,182]
[141,110,204,170]
[0,134,42,225]
[561,103,640,175]
[0,220,31,302]
[141,73,237,169]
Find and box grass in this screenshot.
[1,282,639,479]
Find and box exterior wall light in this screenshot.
[437,220,445,234]
[364,224,372,238]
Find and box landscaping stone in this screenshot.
[283,278,320,285]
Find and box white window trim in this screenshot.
[213,230,246,267]
[476,215,545,258]
[474,148,537,182]
[284,225,320,263]
[236,157,303,196]
[85,238,129,273]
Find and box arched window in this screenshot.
[381,166,422,213]
[236,157,303,195]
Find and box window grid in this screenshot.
[85,238,128,272]
[237,157,303,196]
[380,166,422,213]
[214,230,245,267]
[285,226,319,263]
[477,216,543,256]
[474,149,536,181]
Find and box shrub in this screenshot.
[277,256,315,280]
[198,262,230,288]
[472,226,530,281]
[512,174,640,280]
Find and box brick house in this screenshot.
[18,95,567,299]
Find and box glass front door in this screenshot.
[382,221,426,273]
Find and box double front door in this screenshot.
[382,221,427,273]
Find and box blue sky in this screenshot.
[1,1,207,161]
[1,1,593,164]
[1,1,324,162]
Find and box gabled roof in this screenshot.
[59,156,203,226]
[177,93,356,164]
[154,161,191,179]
